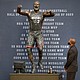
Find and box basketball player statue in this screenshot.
[17,1,54,73]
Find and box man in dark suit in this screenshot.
[64,38,78,80]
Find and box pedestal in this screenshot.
[10,73,62,80]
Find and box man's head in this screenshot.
[68,38,76,46]
[33,1,40,11]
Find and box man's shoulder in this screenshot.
[70,45,78,53]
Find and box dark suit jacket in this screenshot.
[64,45,78,72]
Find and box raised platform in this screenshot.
[10,73,62,80]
